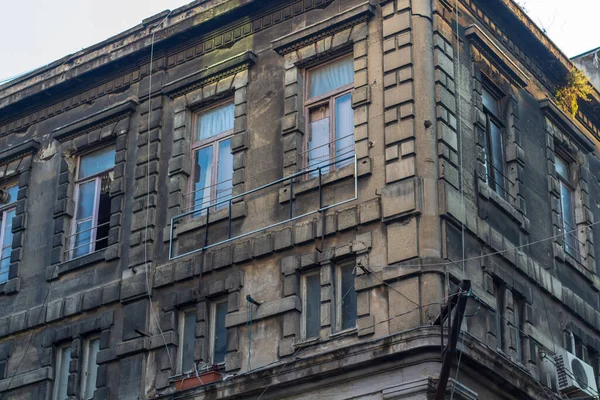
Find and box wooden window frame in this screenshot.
[303,54,354,175]
[69,145,115,260]
[301,270,321,340]
[178,307,197,374]
[53,344,72,400]
[208,297,228,366]
[80,336,100,400]
[188,100,235,212]
[0,182,18,282]
[334,261,357,333]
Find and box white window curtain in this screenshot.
[309,56,354,98]
[197,103,235,141]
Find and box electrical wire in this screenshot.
[360,265,419,307]
[143,11,174,371]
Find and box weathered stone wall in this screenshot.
[0,0,599,399]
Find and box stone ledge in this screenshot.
[540,99,595,152]
[225,296,300,328]
[52,99,137,142]
[47,250,106,280]
[278,163,355,204]
[0,366,52,393]
[477,181,529,232]
[116,337,149,357]
[0,277,20,296]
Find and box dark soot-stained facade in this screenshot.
[0,0,600,399]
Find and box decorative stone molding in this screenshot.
[278,231,373,357]
[42,311,115,399]
[49,100,134,271]
[470,51,527,220]
[0,139,40,295]
[541,101,596,275]
[465,25,529,89]
[274,3,373,179]
[0,0,337,138]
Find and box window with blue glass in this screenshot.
[304,55,354,177]
[210,299,228,364]
[0,183,18,283]
[70,146,115,259]
[482,86,507,198]
[190,102,234,213]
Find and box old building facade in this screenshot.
[0,0,600,399]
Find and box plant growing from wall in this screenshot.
[555,68,593,117]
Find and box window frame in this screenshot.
[334,261,357,333]
[178,307,197,374]
[302,54,354,175]
[53,344,72,400]
[481,85,507,199]
[555,153,578,258]
[188,100,235,213]
[494,281,506,351]
[209,298,228,366]
[513,296,526,364]
[301,270,322,340]
[69,145,115,260]
[80,336,100,400]
[0,182,18,283]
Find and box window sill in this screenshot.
[329,327,357,339]
[278,163,355,204]
[293,327,358,350]
[46,250,106,280]
[0,277,20,296]
[555,244,594,283]
[172,201,246,239]
[478,181,529,232]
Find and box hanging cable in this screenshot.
[143,10,174,371]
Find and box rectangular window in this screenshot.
[0,183,18,283]
[514,297,525,364]
[70,146,115,259]
[336,263,357,332]
[53,345,72,400]
[180,309,197,373]
[555,155,577,257]
[304,55,354,177]
[190,102,234,212]
[81,337,100,400]
[482,87,507,198]
[210,299,228,364]
[494,281,505,350]
[302,272,321,339]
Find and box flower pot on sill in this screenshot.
[175,371,222,391]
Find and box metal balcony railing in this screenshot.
[64,221,110,259]
[169,154,357,260]
[562,220,587,264]
[486,164,517,202]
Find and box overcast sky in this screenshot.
[0,0,597,82]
